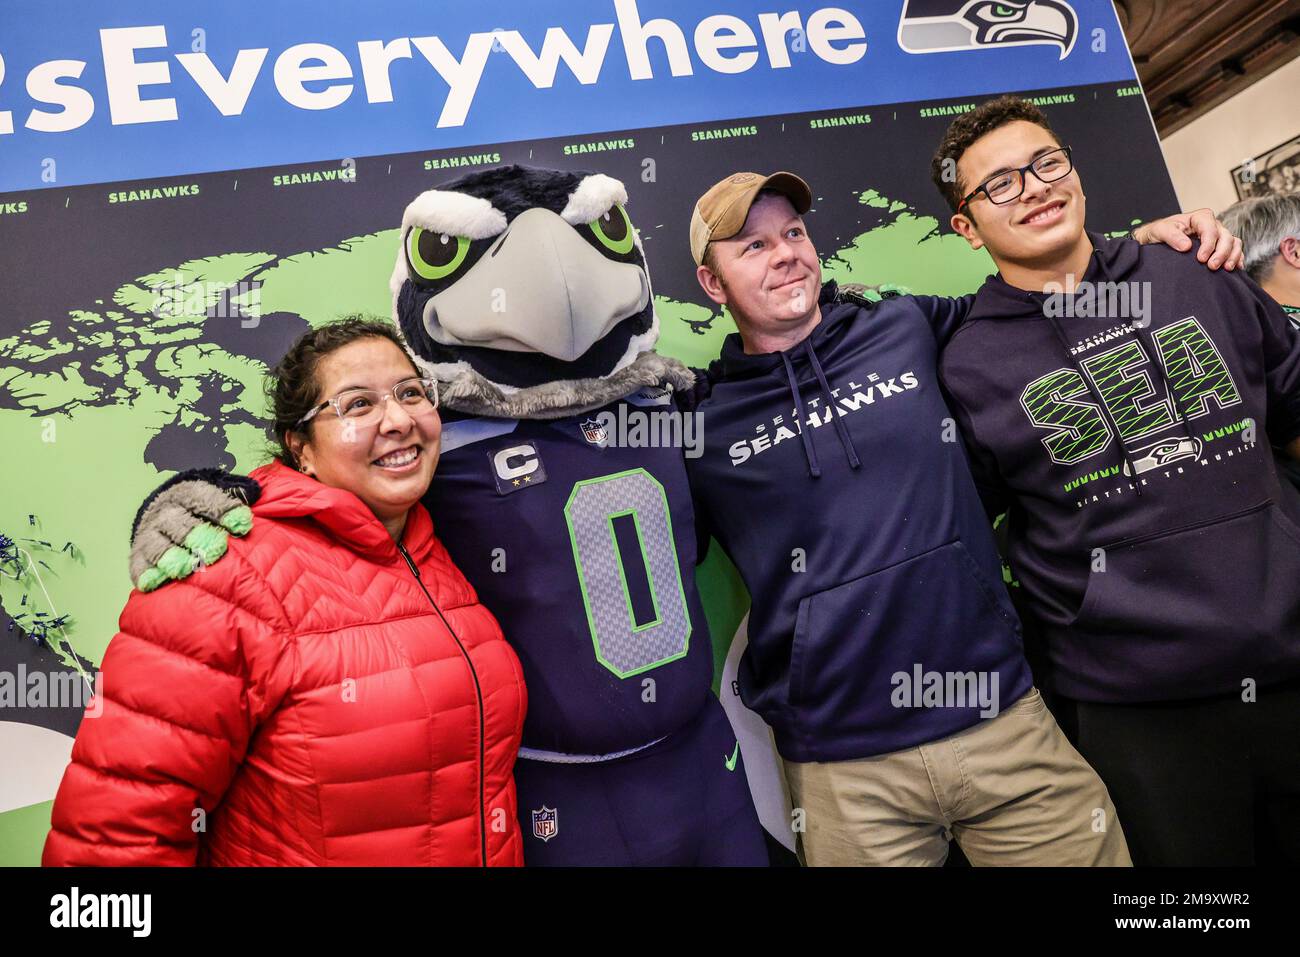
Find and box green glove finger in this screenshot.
[137,566,169,593]
[155,543,200,582]
[137,523,230,592]
[184,520,231,567]
[219,504,253,536]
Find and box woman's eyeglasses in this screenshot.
[958,146,1074,213]
[296,376,440,428]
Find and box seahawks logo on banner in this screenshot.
[898,0,1079,60]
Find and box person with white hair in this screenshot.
[1222,193,1300,488]
[1222,193,1300,325]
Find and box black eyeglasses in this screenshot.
[958,146,1074,213]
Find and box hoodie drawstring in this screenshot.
[777,337,863,479]
[805,339,862,470]
[1045,313,1144,496]
[1131,324,1198,440]
[780,350,822,478]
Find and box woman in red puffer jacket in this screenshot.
[43,318,526,866]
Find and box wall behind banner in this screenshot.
[0,0,1177,864]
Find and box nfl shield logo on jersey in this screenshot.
[580,417,609,446]
[531,806,558,842]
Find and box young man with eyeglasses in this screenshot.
[932,95,1300,865]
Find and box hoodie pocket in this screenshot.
[1067,501,1300,689]
[788,539,1023,731]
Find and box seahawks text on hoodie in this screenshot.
[684,282,1031,764]
[939,234,1300,704]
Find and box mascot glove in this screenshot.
[128,468,260,592]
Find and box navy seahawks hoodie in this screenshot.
[686,281,1031,763]
[939,234,1300,704]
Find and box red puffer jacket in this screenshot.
[43,460,527,866]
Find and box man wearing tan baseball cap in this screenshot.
[681,167,1242,867]
[689,171,812,267]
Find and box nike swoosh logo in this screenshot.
[724,742,739,772]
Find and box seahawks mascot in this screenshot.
[129,165,769,866]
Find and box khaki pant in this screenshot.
[783,688,1131,866]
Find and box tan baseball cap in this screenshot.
[689,171,813,266]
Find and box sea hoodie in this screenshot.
[686,281,1031,763]
[940,233,1300,703]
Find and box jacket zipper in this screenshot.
[397,542,489,868]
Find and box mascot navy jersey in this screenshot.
[426,388,714,758]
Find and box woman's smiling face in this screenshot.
[290,337,441,534]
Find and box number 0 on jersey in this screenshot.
[564,468,692,678]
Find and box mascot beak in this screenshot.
[422,207,650,362]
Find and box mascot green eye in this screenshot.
[588,204,635,255]
[407,227,470,282]
[992,3,1018,16]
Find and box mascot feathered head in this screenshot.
[390,164,691,419]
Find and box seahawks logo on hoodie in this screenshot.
[898,0,1079,60]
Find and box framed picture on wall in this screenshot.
[1232,134,1300,200]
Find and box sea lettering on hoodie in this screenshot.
[1020,317,1242,467]
[1079,340,1177,441]
[1020,368,1113,465]
[1153,318,1243,417]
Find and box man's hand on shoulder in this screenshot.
[130,468,260,592]
[1131,208,1245,272]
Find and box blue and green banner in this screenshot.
[0,0,1176,863]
